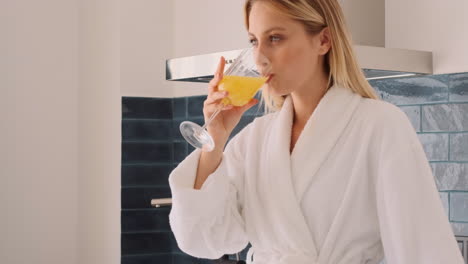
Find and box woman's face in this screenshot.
[248,1,330,97]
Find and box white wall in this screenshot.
[340,0,385,47]
[3,0,464,263]
[1,0,120,263]
[121,0,250,98]
[386,0,468,74]
[78,0,120,263]
[121,0,174,98]
[123,0,468,99]
[172,0,248,57]
[172,0,249,97]
[1,1,78,263]
[121,0,468,98]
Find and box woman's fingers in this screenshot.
[221,104,234,110]
[204,91,228,105]
[204,102,233,113]
[208,56,225,94]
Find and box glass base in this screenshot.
[179,121,215,152]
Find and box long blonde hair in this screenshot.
[244,0,381,114]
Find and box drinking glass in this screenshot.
[179,47,270,152]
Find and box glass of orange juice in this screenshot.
[179,47,270,152]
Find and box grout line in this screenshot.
[121,230,171,234]
[396,101,468,107]
[121,253,172,258]
[417,131,468,134]
[185,97,188,119]
[170,98,174,120]
[172,117,204,121]
[447,75,451,102]
[448,133,451,161]
[121,208,170,211]
[430,161,468,164]
[122,207,172,211]
[122,163,173,166]
[121,185,169,189]
[449,192,452,221]
[123,118,172,122]
[122,140,173,144]
[420,105,423,132]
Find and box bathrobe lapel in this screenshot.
[259,84,362,260]
[290,85,363,204]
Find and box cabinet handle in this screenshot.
[151,198,172,208]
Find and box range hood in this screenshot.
[166,0,433,83]
[166,46,432,82]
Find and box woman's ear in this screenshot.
[318,27,331,55]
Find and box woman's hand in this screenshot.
[203,57,259,148]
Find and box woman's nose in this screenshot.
[254,51,271,76]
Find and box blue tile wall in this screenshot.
[122,72,468,263]
[122,96,241,264]
[122,97,178,263]
[368,72,468,245]
[123,98,173,119]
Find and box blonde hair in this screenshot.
[244,0,381,114]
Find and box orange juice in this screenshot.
[218,75,267,106]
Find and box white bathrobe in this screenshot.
[168,84,464,264]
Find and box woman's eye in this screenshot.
[249,36,280,46]
[270,35,281,42]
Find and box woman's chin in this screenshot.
[265,84,277,95]
[266,84,287,97]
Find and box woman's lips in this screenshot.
[266,74,275,84]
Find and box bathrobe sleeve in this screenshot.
[168,123,252,259]
[375,106,464,264]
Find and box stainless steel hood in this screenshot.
[166,45,432,83]
[166,0,433,83]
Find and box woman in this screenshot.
[168,0,464,263]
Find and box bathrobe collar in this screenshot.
[249,84,362,263]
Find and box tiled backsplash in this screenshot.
[122,72,468,263]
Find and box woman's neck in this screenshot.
[290,74,329,128]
